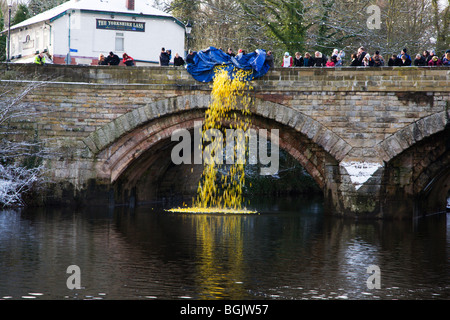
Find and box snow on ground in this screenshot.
[340,161,383,190]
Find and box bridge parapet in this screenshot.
[1,63,449,91]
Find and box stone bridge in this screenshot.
[1,63,449,219]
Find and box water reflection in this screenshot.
[190,215,247,299]
[0,196,449,300]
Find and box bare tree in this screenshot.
[0,78,54,207]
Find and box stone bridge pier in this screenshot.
[1,64,449,219]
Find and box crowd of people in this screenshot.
[273,47,450,68]
[172,46,450,69]
[37,46,447,68]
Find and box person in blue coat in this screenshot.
[397,48,411,66]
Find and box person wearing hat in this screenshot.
[282,52,293,67]
[397,48,411,66]
[428,54,442,66]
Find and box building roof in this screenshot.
[9,0,180,31]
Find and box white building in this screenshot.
[6,0,186,65]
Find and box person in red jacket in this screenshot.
[326,56,335,67]
[123,53,135,66]
[282,52,293,67]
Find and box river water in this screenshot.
[0,195,449,300]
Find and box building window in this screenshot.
[115,32,124,52]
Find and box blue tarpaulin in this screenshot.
[186,47,271,83]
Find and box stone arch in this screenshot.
[416,160,450,215]
[83,95,351,166]
[381,126,450,217]
[109,111,338,204]
[91,109,334,197]
[82,96,348,205]
[412,130,450,215]
[374,111,448,162]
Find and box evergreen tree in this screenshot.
[27,0,69,16]
[11,4,30,26]
[238,0,309,56]
[168,0,199,23]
